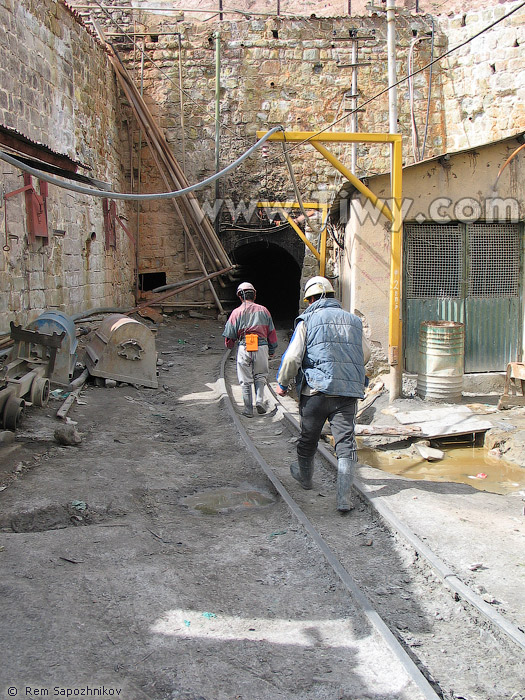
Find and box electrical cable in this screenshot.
[281,137,327,237]
[408,36,431,162]
[267,0,525,162]
[420,16,435,161]
[221,222,292,233]
[327,220,345,250]
[0,126,283,201]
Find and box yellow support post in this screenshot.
[389,136,403,399]
[256,130,404,399]
[319,205,329,276]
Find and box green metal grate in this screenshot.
[405,224,463,299]
[468,223,520,298]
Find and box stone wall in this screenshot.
[0,0,134,333]
[439,4,525,153]
[4,0,523,327]
[91,9,442,295]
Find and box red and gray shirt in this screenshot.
[223,300,278,353]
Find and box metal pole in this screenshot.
[387,0,398,135]
[387,0,402,400]
[177,34,186,175]
[351,38,358,173]
[135,40,145,304]
[219,0,223,21]
[214,31,221,236]
[389,137,403,401]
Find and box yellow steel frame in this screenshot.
[256,201,329,274]
[256,130,403,392]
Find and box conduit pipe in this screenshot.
[214,31,221,235]
[0,128,283,202]
[387,0,403,401]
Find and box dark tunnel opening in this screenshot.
[225,242,303,329]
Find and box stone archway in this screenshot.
[220,224,304,327]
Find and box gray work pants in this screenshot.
[236,344,269,386]
[297,393,358,460]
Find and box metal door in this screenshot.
[404,222,522,373]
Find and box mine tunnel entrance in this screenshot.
[226,241,303,329]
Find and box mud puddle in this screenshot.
[181,487,275,514]
[0,501,124,532]
[358,443,525,495]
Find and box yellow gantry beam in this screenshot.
[256,130,404,395]
[257,201,329,275]
[256,131,400,144]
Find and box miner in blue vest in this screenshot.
[276,276,371,512]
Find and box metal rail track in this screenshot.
[219,350,525,700]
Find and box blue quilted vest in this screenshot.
[296,298,365,398]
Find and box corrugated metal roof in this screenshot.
[0,124,90,171]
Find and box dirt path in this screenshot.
[1,316,524,700]
[0,317,428,700]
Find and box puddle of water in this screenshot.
[182,488,275,514]
[358,443,525,495]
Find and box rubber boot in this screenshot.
[255,379,267,414]
[337,457,356,512]
[241,385,253,417]
[290,455,314,490]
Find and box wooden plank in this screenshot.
[355,425,422,436]
[416,417,493,438]
[394,406,472,425]
[497,395,525,410]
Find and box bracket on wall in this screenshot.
[103,198,135,249]
[103,198,117,248]
[3,173,49,244]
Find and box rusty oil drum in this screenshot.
[416,321,465,402]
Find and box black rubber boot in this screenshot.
[241,385,253,417]
[255,379,267,414]
[290,455,314,490]
[337,457,356,512]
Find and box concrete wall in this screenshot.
[0,0,134,333]
[341,136,525,361]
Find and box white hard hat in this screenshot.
[237,282,256,296]
[303,276,334,301]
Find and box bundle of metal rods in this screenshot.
[96,24,233,313]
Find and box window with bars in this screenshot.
[405,222,521,300]
[468,223,520,298]
[405,224,463,299]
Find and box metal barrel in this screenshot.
[417,321,465,402]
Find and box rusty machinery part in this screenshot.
[29,376,50,407]
[2,393,25,431]
[117,340,144,361]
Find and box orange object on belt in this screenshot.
[245,334,259,351]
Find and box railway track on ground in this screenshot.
[220,349,525,700]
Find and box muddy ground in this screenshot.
[1,314,524,699]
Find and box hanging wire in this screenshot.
[266,0,525,163]
[89,0,253,146]
[420,16,435,161]
[0,126,283,201]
